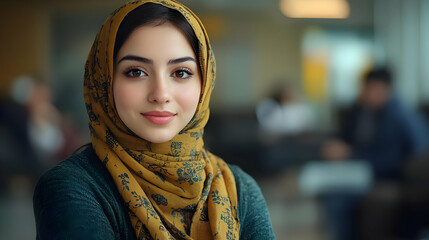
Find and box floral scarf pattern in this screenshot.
[83,0,240,239]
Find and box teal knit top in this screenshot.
[33,147,276,239]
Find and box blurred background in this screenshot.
[1,0,429,239]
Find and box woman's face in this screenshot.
[113,22,201,143]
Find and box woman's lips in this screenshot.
[141,111,176,125]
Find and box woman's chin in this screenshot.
[137,131,176,144]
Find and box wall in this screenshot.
[374,0,429,107]
[0,3,50,96]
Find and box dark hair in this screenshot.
[113,3,200,66]
[364,67,392,86]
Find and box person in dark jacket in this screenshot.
[322,67,429,240]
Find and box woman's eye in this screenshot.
[173,69,193,79]
[125,69,146,78]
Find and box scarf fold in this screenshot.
[83,0,240,239]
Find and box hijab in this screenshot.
[83,0,240,239]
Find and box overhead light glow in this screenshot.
[280,0,350,19]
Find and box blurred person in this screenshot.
[326,68,429,180]
[0,76,35,194]
[0,76,62,194]
[321,67,429,240]
[26,78,84,164]
[0,75,83,196]
[10,76,78,166]
[257,84,314,137]
[33,1,275,239]
[25,77,65,166]
[256,84,316,172]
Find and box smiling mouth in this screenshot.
[141,111,176,125]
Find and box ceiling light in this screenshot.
[280,0,350,19]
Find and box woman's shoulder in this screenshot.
[227,164,259,193]
[227,164,277,240]
[36,146,102,186]
[33,146,135,239]
[34,145,120,203]
[34,146,106,207]
[227,164,266,208]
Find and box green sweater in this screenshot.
[33,147,276,239]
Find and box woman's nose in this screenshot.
[147,75,170,104]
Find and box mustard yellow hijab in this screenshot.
[83,0,239,239]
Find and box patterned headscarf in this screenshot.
[83,0,239,239]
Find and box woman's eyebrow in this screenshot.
[117,55,153,64]
[117,55,195,65]
[168,57,195,65]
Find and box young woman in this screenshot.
[33,1,275,239]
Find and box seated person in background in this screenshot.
[324,67,429,181]
[321,67,429,240]
[256,84,314,136]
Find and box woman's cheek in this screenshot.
[177,83,201,111]
[114,80,143,110]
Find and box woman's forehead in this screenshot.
[116,23,197,62]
